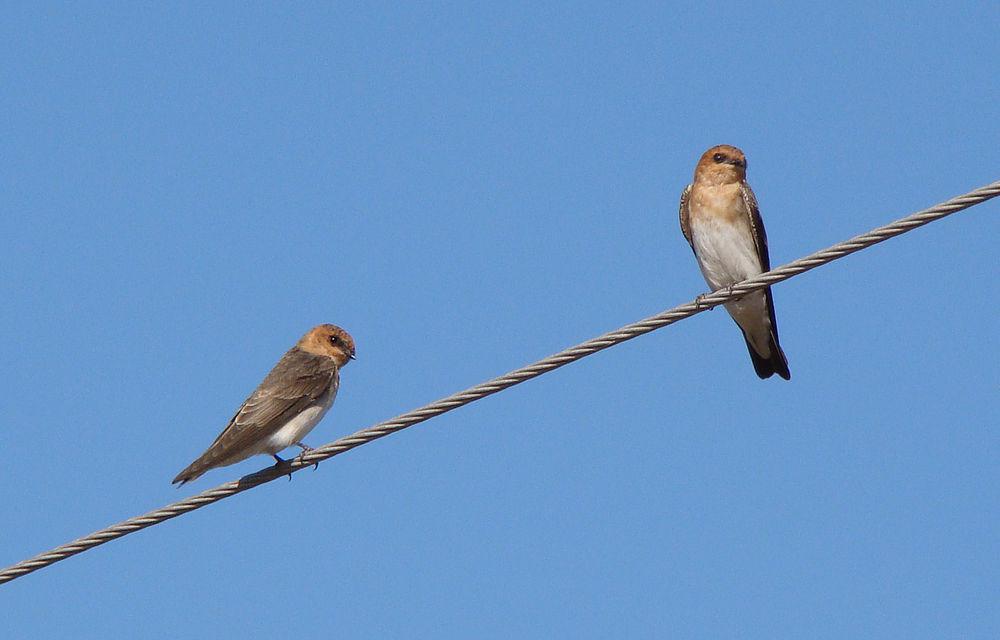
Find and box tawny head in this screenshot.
[298,324,356,366]
[693,144,748,185]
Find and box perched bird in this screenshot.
[172,324,356,485]
[679,145,790,380]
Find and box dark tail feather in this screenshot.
[743,332,791,381]
[172,461,207,486]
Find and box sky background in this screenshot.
[1,2,998,638]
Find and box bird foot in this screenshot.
[272,454,293,481]
[695,293,716,310]
[724,284,746,302]
[295,442,319,471]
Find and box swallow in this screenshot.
[679,145,790,380]
[172,324,356,485]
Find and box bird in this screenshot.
[678,144,790,380]
[172,324,356,485]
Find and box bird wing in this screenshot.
[191,348,338,469]
[739,181,771,271]
[739,181,782,335]
[678,183,695,254]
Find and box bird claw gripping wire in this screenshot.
[272,454,293,481]
[295,442,319,471]
[696,283,747,310]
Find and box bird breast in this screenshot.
[262,388,337,454]
[690,215,762,291]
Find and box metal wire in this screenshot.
[2,180,998,586]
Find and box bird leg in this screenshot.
[272,454,293,481]
[294,442,319,471]
[695,293,714,309]
[698,283,746,309]
[725,284,745,302]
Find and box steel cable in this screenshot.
[1,179,997,585]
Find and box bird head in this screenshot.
[694,144,747,185]
[300,324,356,366]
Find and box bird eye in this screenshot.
[329,335,340,345]
[712,153,725,163]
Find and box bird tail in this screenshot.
[171,460,208,486]
[743,331,790,381]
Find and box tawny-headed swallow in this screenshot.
[172,324,356,485]
[679,145,790,380]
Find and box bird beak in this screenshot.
[349,352,357,360]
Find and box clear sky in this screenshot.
[2,3,997,638]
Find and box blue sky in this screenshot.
[2,2,997,638]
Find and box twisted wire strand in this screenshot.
[2,180,997,586]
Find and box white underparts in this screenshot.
[691,217,773,357]
[262,403,330,454]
